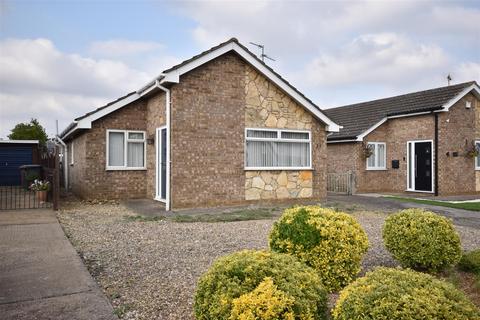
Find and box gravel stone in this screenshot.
[58,203,480,320]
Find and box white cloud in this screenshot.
[0,38,165,137]
[89,39,165,58]
[304,33,449,87]
[172,1,479,107]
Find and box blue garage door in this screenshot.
[0,146,33,186]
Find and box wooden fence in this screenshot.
[327,171,356,195]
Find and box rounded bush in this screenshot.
[459,249,480,274]
[383,208,462,272]
[269,206,369,292]
[332,267,479,320]
[194,250,327,320]
[229,277,295,320]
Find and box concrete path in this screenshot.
[327,194,480,229]
[0,209,116,320]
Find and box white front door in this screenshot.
[155,126,167,201]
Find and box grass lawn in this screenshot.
[385,196,480,212]
[123,207,280,223]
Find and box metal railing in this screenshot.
[0,147,59,210]
[0,185,52,210]
[327,171,356,195]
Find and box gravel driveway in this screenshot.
[58,203,480,320]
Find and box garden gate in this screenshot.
[0,147,60,210]
[327,171,356,195]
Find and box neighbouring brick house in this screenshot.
[59,38,340,210]
[324,81,480,196]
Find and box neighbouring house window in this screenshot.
[107,130,146,170]
[366,142,386,170]
[245,128,311,169]
[476,141,480,170]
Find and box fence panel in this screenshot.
[327,171,356,195]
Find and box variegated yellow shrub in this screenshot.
[332,267,480,320]
[194,250,327,320]
[269,206,369,292]
[383,208,462,272]
[229,277,295,320]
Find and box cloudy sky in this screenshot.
[0,0,479,138]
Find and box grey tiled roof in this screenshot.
[324,81,476,141]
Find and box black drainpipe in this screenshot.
[434,112,439,196]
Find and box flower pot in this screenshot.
[36,190,48,202]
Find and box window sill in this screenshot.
[106,167,147,171]
[366,168,387,171]
[245,167,314,171]
[405,189,434,194]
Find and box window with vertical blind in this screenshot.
[106,130,146,170]
[366,142,386,170]
[245,128,311,169]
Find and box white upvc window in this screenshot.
[366,142,386,170]
[476,141,480,170]
[106,130,146,170]
[245,128,312,170]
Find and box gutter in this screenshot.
[55,135,68,191]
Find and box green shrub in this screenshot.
[194,250,327,320]
[269,206,369,292]
[459,249,480,274]
[383,208,462,272]
[229,277,295,320]
[332,267,479,320]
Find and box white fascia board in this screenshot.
[439,83,480,112]
[76,93,141,129]
[0,140,39,144]
[388,111,434,119]
[159,42,341,132]
[356,118,388,142]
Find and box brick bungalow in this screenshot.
[324,81,480,196]
[59,38,340,210]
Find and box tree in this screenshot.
[8,119,48,146]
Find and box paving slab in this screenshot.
[0,209,116,320]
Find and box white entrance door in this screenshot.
[155,126,167,201]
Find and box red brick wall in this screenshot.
[69,100,148,199]
[437,93,478,194]
[68,52,330,206]
[68,133,88,197]
[146,91,166,199]
[360,114,435,193]
[327,93,480,195]
[169,52,246,208]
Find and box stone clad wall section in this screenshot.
[244,65,323,201]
